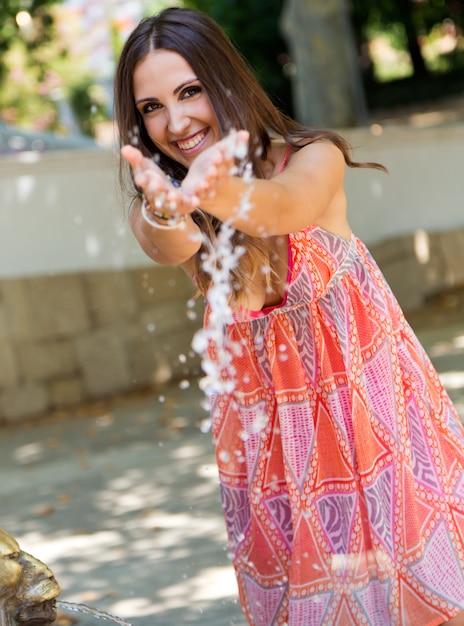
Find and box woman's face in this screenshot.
[133,48,221,169]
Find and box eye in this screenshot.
[142,101,161,114]
[181,85,202,99]
[6,551,20,560]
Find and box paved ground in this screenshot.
[0,292,464,626]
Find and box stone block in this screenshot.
[17,340,76,382]
[140,299,202,336]
[421,231,450,296]
[23,275,90,339]
[438,229,464,287]
[0,382,49,422]
[83,270,137,325]
[48,378,83,408]
[0,341,20,388]
[369,235,415,267]
[131,265,196,305]
[378,257,426,313]
[0,279,33,340]
[74,329,132,397]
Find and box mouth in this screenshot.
[174,128,209,153]
[16,599,57,625]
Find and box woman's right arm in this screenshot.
[129,197,202,266]
[121,145,202,267]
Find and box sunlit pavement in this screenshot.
[0,296,463,626]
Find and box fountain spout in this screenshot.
[0,528,60,626]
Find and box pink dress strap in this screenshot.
[279,145,291,173]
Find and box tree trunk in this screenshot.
[280,0,367,128]
[396,0,428,78]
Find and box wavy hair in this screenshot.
[114,7,384,301]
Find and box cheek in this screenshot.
[0,560,22,591]
[144,118,165,144]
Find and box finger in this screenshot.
[121,145,146,170]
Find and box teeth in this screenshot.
[177,131,206,151]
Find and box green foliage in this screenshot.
[183,0,294,116]
[0,0,59,82]
[0,0,110,136]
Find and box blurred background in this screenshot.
[1,0,463,140]
[0,3,463,624]
[0,0,463,421]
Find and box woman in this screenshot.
[114,7,464,625]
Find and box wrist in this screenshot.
[141,199,187,230]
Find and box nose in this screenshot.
[166,105,189,135]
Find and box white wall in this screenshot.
[0,148,146,279]
[343,123,464,244]
[0,123,463,278]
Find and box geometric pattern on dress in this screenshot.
[252,318,273,388]
[316,491,357,556]
[363,341,398,440]
[354,578,391,626]
[396,340,427,396]
[409,517,464,606]
[288,306,318,386]
[406,396,442,493]
[264,493,294,550]
[446,403,464,443]
[286,260,316,305]
[399,577,447,626]
[353,259,389,319]
[278,400,314,490]
[206,227,464,625]
[328,385,355,459]
[287,591,332,626]
[239,400,268,483]
[321,281,353,363]
[220,483,250,550]
[364,464,395,559]
[242,574,287,626]
[454,470,464,501]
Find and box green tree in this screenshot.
[0,0,110,135]
[0,0,61,83]
[352,0,463,79]
[183,0,294,116]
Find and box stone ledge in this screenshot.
[1,226,463,423]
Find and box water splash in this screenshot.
[191,132,253,405]
[56,601,135,626]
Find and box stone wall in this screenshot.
[369,227,464,312]
[1,225,464,423]
[0,264,203,423]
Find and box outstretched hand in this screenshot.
[120,145,199,216]
[121,130,250,217]
[181,130,249,202]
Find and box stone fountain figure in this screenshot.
[0,528,60,626]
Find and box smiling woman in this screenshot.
[133,50,221,169]
[114,7,464,626]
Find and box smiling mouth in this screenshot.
[175,129,208,152]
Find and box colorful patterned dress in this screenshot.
[206,225,464,625]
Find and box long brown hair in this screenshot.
[114,7,384,301]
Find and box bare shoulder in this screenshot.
[278,140,346,191]
[291,140,345,170]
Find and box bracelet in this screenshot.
[141,199,187,230]
[151,208,173,221]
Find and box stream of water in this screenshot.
[56,601,135,626]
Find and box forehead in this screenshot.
[0,529,20,557]
[133,49,196,94]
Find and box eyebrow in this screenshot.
[135,78,199,105]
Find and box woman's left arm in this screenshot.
[182,134,346,237]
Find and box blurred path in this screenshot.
[0,290,463,625]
